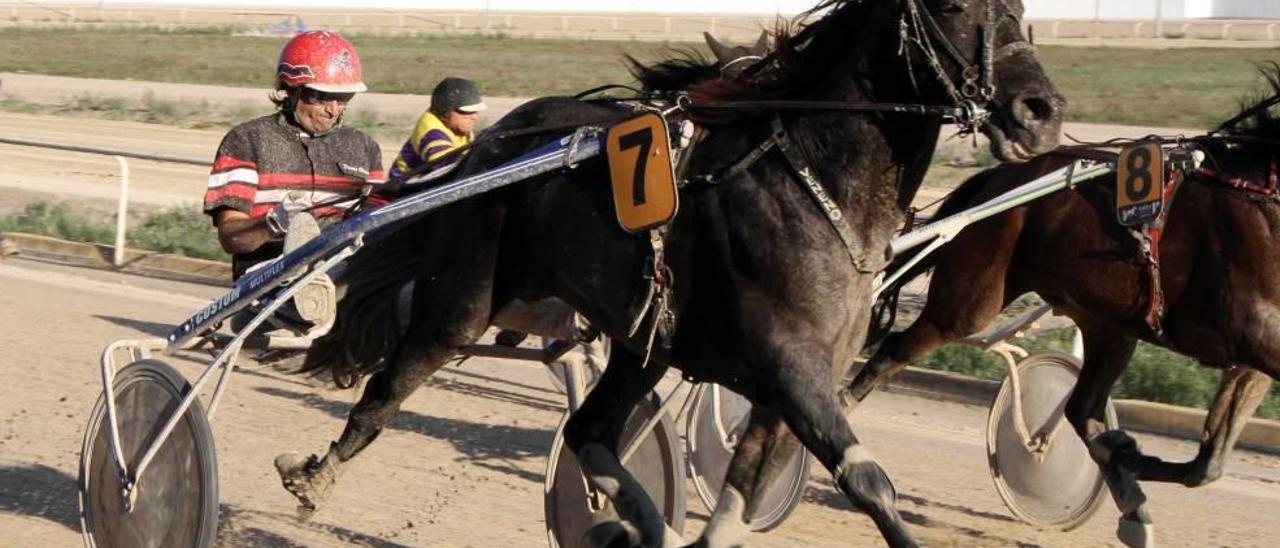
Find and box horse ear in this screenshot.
[703,32,734,64]
[753,31,770,55]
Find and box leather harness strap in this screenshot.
[687,115,879,274]
[1198,154,1280,201]
[770,117,881,274]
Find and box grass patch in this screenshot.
[0,200,228,261]
[5,27,1280,127]
[1034,46,1280,129]
[915,328,1280,420]
[0,26,677,98]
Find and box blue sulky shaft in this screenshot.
[166,128,605,353]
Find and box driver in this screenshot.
[389,77,486,182]
[204,30,385,281]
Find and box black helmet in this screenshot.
[430,77,486,115]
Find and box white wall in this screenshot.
[1213,0,1280,18]
[1025,0,1188,20]
[1025,0,1280,20]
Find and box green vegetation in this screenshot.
[0,201,227,261]
[916,328,1280,420]
[4,27,1280,127]
[1033,47,1280,128]
[0,26,669,98]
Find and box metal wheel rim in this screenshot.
[79,359,219,548]
[544,393,686,547]
[685,384,811,532]
[986,351,1117,531]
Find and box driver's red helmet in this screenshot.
[275,30,367,93]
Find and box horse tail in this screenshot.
[296,218,432,388]
[866,166,1006,347]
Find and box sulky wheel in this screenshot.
[545,392,685,547]
[79,359,219,548]
[987,351,1117,530]
[685,383,811,532]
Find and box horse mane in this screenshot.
[628,49,722,93]
[627,0,872,122]
[1216,62,1280,139]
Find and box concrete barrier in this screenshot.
[0,232,231,286]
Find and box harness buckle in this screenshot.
[956,101,989,136]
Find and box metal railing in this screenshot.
[0,136,207,267]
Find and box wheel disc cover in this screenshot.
[686,385,810,532]
[81,362,216,548]
[987,352,1113,530]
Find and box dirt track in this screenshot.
[0,256,1277,547]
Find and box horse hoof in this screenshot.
[1117,516,1155,548]
[274,451,339,517]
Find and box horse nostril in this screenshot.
[1017,95,1057,126]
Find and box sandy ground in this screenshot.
[0,253,1278,548]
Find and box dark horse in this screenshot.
[844,71,1280,547]
[280,1,1063,546]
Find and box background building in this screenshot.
[1026,0,1280,20]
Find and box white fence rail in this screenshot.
[0,136,207,267]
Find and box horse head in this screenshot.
[891,0,1065,161]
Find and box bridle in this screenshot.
[687,0,1027,136]
[897,0,1008,132]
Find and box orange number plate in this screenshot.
[607,113,679,233]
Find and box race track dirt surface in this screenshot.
[0,256,1277,547]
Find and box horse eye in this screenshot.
[936,1,966,14]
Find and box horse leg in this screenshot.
[770,342,917,547]
[563,346,676,547]
[275,209,505,515]
[842,277,1009,409]
[842,214,1021,409]
[689,406,801,547]
[1116,366,1272,486]
[840,326,943,409]
[1062,326,1154,547]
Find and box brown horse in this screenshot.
[843,75,1280,546]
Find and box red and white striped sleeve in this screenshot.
[203,128,259,218]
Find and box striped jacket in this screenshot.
[203,113,386,276]
[389,110,470,180]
